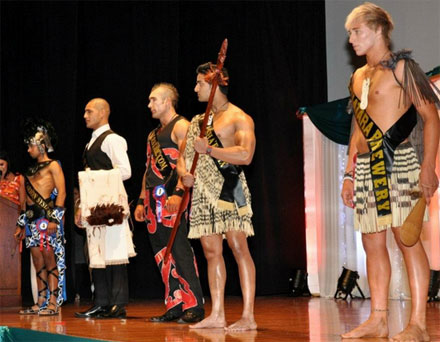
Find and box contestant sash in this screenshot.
[203,114,248,212]
[26,160,54,177]
[148,127,177,193]
[24,176,55,219]
[351,92,392,225]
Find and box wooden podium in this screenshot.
[0,196,21,307]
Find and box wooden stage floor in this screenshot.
[1,296,439,342]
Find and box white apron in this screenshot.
[78,168,136,268]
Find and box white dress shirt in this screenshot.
[87,124,132,181]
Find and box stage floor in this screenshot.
[1,296,439,342]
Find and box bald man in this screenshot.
[134,83,204,323]
[75,98,135,319]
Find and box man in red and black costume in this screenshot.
[134,83,204,323]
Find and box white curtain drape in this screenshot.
[303,114,440,299]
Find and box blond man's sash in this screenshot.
[351,93,393,226]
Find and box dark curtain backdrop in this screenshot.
[1,1,327,302]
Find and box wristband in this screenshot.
[48,206,66,225]
[206,146,213,156]
[343,171,354,182]
[16,210,28,228]
[173,187,185,197]
[137,197,145,206]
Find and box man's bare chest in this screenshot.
[352,70,406,128]
[27,169,55,195]
[353,68,400,101]
[211,118,235,147]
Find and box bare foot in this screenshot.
[227,329,258,338]
[189,314,226,329]
[225,317,257,331]
[342,316,388,339]
[190,328,226,342]
[389,324,430,342]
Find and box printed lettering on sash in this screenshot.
[351,91,392,221]
[148,127,173,177]
[200,114,248,211]
[204,116,228,169]
[25,177,55,219]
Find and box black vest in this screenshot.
[83,130,114,171]
[145,116,181,189]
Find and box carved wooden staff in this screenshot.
[164,38,228,263]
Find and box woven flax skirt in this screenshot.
[354,142,427,233]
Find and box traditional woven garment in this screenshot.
[349,50,439,226]
[78,168,136,268]
[184,114,254,239]
[354,142,427,233]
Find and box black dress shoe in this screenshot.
[97,305,127,319]
[75,305,109,318]
[149,310,182,322]
[177,309,205,324]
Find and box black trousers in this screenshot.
[92,264,128,307]
[145,189,204,313]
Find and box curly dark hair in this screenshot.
[196,62,229,95]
